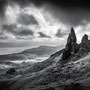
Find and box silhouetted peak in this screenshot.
[70,27,77,43]
[67,34,72,44]
[67,27,77,44]
[81,34,88,43]
[71,27,74,33]
[61,27,79,60]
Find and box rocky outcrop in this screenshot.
[6,68,17,75]
[80,34,89,52]
[52,27,90,62]
[67,27,77,43]
[74,34,90,59]
[61,27,79,60]
[81,34,88,44]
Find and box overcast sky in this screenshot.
[0,0,90,53]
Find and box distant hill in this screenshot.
[0,45,61,61]
[20,45,61,56]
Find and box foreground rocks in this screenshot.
[64,83,83,90]
[6,68,17,75]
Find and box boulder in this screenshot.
[6,68,17,75]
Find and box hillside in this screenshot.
[0,46,60,61]
[0,27,90,90]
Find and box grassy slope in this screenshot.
[0,46,60,61]
[1,51,90,90]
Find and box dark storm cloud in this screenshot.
[55,29,67,38]
[0,0,8,16]
[2,24,16,32]
[1,0,90,11]
[0,0,90,10]
[0,36,8,40]
[29,0,90,26]
[12,0,90,8]
[51,7,90,26]
[22,0,90,26]
[0,0,90,26]
[39,32,50,38]
[2,24,34,38]
[18,14,38,25]
[17,30,34,36]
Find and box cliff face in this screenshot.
[74,34,90,59]
[81,34,88,44]
[59,27,90,62]
[61,27,79,60]
[80,34,90,51]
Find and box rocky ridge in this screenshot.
[1,27,90,90]
[60,27,90,62]
[61,27,79,61]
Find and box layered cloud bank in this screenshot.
[0,0,90,48]
[0,3,68,41]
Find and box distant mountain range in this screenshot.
[1,27,90,90]
[0,45,61,61]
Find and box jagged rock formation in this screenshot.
[79,34,89,53]
[61,28,90,61]
[75,34,90,59]
[81,34,88,44]
[61,27,79,60]
[68,27,77,43]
